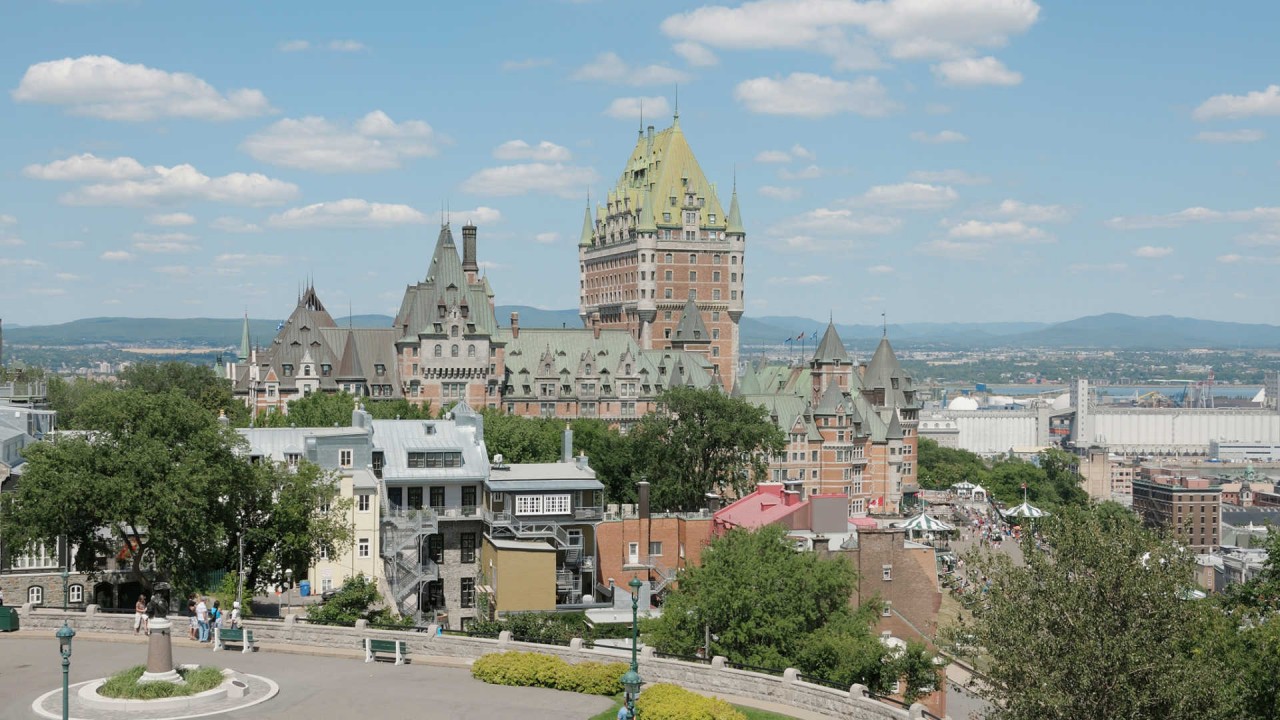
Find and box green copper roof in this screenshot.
[238,312,251,362]
[636,190,657,233]
[579,206,595,247]
[671,294,710,344]
[726,189,744,235]
[812,321,850,364]
[614,121,727,231]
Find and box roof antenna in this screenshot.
[673,84,679,123]
[440,200,445,227]
[349,300,353,329]
[882,311,887,338]
[639,98,644,136]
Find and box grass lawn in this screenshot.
[588,694,802,720]
[98,665,224,699]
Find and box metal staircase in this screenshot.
[484,509,572,547]
[648,557,678,594]
[380,481,439,621]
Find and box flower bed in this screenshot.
[98,665,225,699]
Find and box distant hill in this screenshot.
[7,311,1280,350]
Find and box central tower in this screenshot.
[578,115,744,389]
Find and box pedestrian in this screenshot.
[134,594,148,634]
[196,595,209,643]
[187,594,198,640]
[230,600,241,629]
[0,587,5,606]
[210,600,222,632]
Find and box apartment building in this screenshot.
[1132,477,1222,551]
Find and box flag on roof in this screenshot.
[810,330,818,340]
[796,331,805,341]
[784,337,794,344]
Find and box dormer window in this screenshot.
[321,364,331,377]
[451,325,459,338]
[283,364,293,378]
[375,364,386,376]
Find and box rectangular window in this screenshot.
[339,449,353,468]
[648,541,663,557]
[664,270,673,281]
[321,364,331,377]
[544,494,571,515]
[428,534,444,563]
[357,493,370,512]
[712,289,721,300]
[375,364,386,376]
[882,564,892,581]
[689,271,697,281]
[460,533,476,563]
[283,364,293,378]
[407,452,464,468]
[515,495,542,515]
[462,486,477,509]
[460,578,475,608]
[429,486,445,510]
[358,538,370,558]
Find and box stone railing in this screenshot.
[11,605,947,720]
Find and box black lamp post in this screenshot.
[56,621,75,720]
[61,568,69,611]
[620,576,643,719]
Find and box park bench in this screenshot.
[213,627,255,654]
[364,638,408,665]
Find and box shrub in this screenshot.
[98,665,225,699]
[471,651,625,696]
[634,683,746,720]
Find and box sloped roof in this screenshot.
[393,224,498,341]
[813,321,851,364]
[336,329,365,379]
[726,189,744,235]
[863,336,918,409]
[671,295,710,344]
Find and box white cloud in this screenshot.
[13,55,272,121]
[773,208,902,244]
[279,39,365,52]
[0,258,42,267]
[767,274,830,285]
[267,199,428,228]
[535,232,560,245]
[917,238,992,259]
[152,265,192,277]
[910,130,968,144]
[210,216,263,233]
[734,73,897,117]
[572,52,690,86]
[947,219,1049,242]
[1106,206,1280,229]
[0,215,14,224]
[908,169,989,185]
[502,58,553,71]
[1068,262,1127,273]
[0,235,23,247]
[756,150,792,163]
[279,40,310,52]
[55,272,79,281]
[759,185,802,201]
[461,163,599,199]
[146,212,196,226]
[673,41,719,67]
[868,264,894,274]
[1193,129,1265,143]
[100,250,134,261]
[132,231,199,253]
[660,0,1039,66]
[23,153,149,181]
[1239,231,1280,247]
[603,96,672,120]
[1218,254,1243,264]
[933,56,1022,86]
[493,140,572,162]
[856,182,957,210]
[456,206,503,226]
[58,162,298,207]
[328,40,365,52]
[243,111,439,172]
[986,199,1070,223]
[779,165,827,181]
[1132,245,1173,259]
[1193,85,1280,121]
[215,253,285,266]
[791,144,816,160]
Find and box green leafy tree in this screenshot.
[569,418,636,504]
[257,391,356,428]
[916,437,989,490]
[365,398,434,420]
[119,361,248,425]
[44,375,113,429]
[305,573,408,627]
[629,387,784,511]
[479,410,562,463]
[956,506,1238,720]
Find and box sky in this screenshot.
[1,0,1277,327]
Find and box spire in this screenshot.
[670,293,710,345]
[238,311,251,362]
[426,223,465,288]
[726,186,744,235]
[579,204,595,247]
[636,190,657,233]
[337,329,365,379]
[673,84,679,126]
[813,321,851,364]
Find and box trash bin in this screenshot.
[299,580,311,598]
[0,607,19,632]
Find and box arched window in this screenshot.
[585,363,593,374]
[467,345,476,358]
[69,584,83,604]
[451,345,460,357]
[451,325,459,338]
[625,364,632,374]
[434,344,443,358]
[28,585,44,605]
[664,253,673,263]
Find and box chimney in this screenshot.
[462,224,478,278]
[705,493,721,513]
[591,311,601,339]
[812,535,830,555]
[638,481,650,520]
[510,311,520,339]
[858,363,867,378]
[562,422,573,463]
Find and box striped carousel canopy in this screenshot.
[898,512,955,532]
[1003,502,1049,518]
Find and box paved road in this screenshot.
[0,633,613,720]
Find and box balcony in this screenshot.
[438,505,481,521]
[573,506,604,521]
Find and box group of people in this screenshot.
[184,594,241,642]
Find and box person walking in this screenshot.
[134,594,148,634]
[187,594,198,640]
[195,596,210,643]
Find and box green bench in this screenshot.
[364,638,408,665]
[213,627,255,654]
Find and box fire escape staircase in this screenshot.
[487,509,593,602]
[379,482,439,621]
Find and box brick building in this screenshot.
[578,115,744,390]
[1132,476,1222,551]
[737,323,921,515]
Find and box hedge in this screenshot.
[634,683,747,720]
[471,651,627,696]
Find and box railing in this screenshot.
[723,660,785,677]
[653,650,711,665]
[439,505,481,520]
[573,506,604,520]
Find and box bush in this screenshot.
[305,573,409,627]
[471,651,625,696]
[634,683,746,720]
[98,665,225,699]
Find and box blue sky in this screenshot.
[1,0,1276,326]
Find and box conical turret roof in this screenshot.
[636,191,657,233]
[336,329,365,379]
[812,321,850,364]
[671,294,710,344]
[815,378,846,415]
[726,189,744,235]
[426,224,466,291]
[579,206,595,247]
[238,312,251,362]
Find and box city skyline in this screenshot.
[1,0,1277,326]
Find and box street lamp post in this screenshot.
[620,576,644,719]
[61,568,69,611]
[56,621,75,720]
[285,568,293,614]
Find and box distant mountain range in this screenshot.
[5,310,1280,350]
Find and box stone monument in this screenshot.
[139,584,183,684]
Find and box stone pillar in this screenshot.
[139,618,182,684]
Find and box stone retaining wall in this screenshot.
[12,605,944,720]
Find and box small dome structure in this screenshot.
[948,396,979,411]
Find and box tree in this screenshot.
[45,375,113,429]
[478,410,562,463]
[119,361,247,425]
[257,391,356,428]
[365,398,434,420]
[629,388,784,511]
[956,506,1238,720]
[917,438,988,490]
[305,573,407,627]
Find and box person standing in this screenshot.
[134,594,148,634]
[195,596,209,643]
[230,601,241,629]
[210,600,221,633]
[187,594,198,640]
